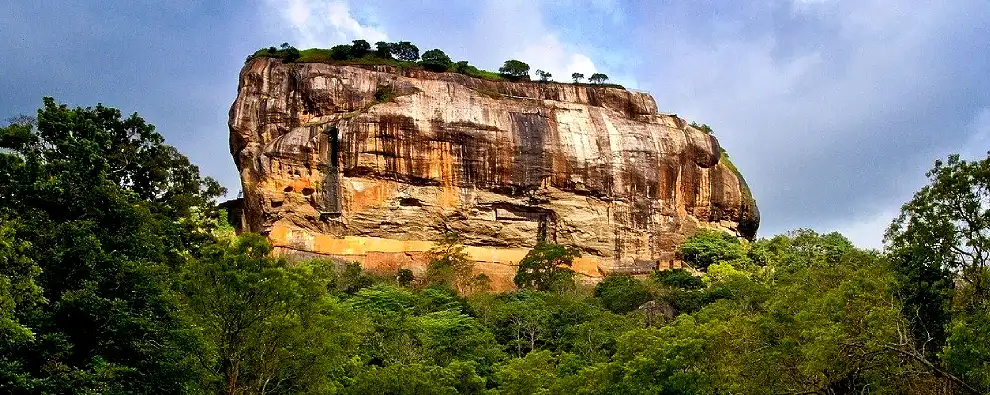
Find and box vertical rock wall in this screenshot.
[229,57,759,290]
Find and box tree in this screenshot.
[514,242,579,291]
[181,234,361,395]
[499,60,531,80]
[571,72,584,83]
[330,44,353,61]
[350,39,371,58]
[420,49,452,72]
[678,229,746,271]
[425,232,475,292]
[588,73,609,84]
[886,153,990,393]
[282,45,300,63]
[594,274,652,314]
[391,41,420,61]
[0,98,222,393]
[493,350,558,394]
[535,69,552,82]
[375,41,392,58]
[0,217,42,348]
[886,154,990,355]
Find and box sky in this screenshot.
[2,0,989,249]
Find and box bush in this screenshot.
[374,84,396,103]
[397,268,414,286]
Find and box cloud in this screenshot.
[515,34,597,81]
[265,0,388,47]
[623,0,990,244]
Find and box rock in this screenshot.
[228,57,759,291]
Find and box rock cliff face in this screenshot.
[229,57,759,290]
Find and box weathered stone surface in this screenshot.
[229,57,759,290]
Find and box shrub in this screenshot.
[690,122,714,135]
[374,84,396,103]
[397,268,414,286]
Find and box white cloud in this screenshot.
[516,34,597,81]
[828,209,896,250]
[265,0,388,48]
[462,1,604,82]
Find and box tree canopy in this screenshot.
[3,96,988,394]
[499,59,531,79]
[420,48,452,72]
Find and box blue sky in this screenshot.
[3,0,989,248]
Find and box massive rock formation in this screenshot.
[229,57,759,290]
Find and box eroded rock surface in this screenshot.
[229,57,759,290]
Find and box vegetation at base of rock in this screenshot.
[249,40,625,88]
[513,242,579,292]
[2,97,989,394]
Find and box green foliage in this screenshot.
[375,41,392,58]
[887,153,990,356]
[678,229,746,270]
[593,274,652,314]
[514,242,579,292]
[350,39,371,58]
[588,73,609,84]
[339,262,375,293]
[330,44,352,60]
[420,48,452,72]
[390,41,420,61]
[535,69,552,82]
[689,121,714,135]
[6,95,990,393]
[571,72,584,83]
[425,232,476,292]
[397,268,415,286]
[942,306,990,391]
[374,84,397,103]
[0,218,42,346]
[499,59,531,79]
[181,234,362,394]
[0,98,222,393]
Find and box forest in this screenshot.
[1,98,989,394]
